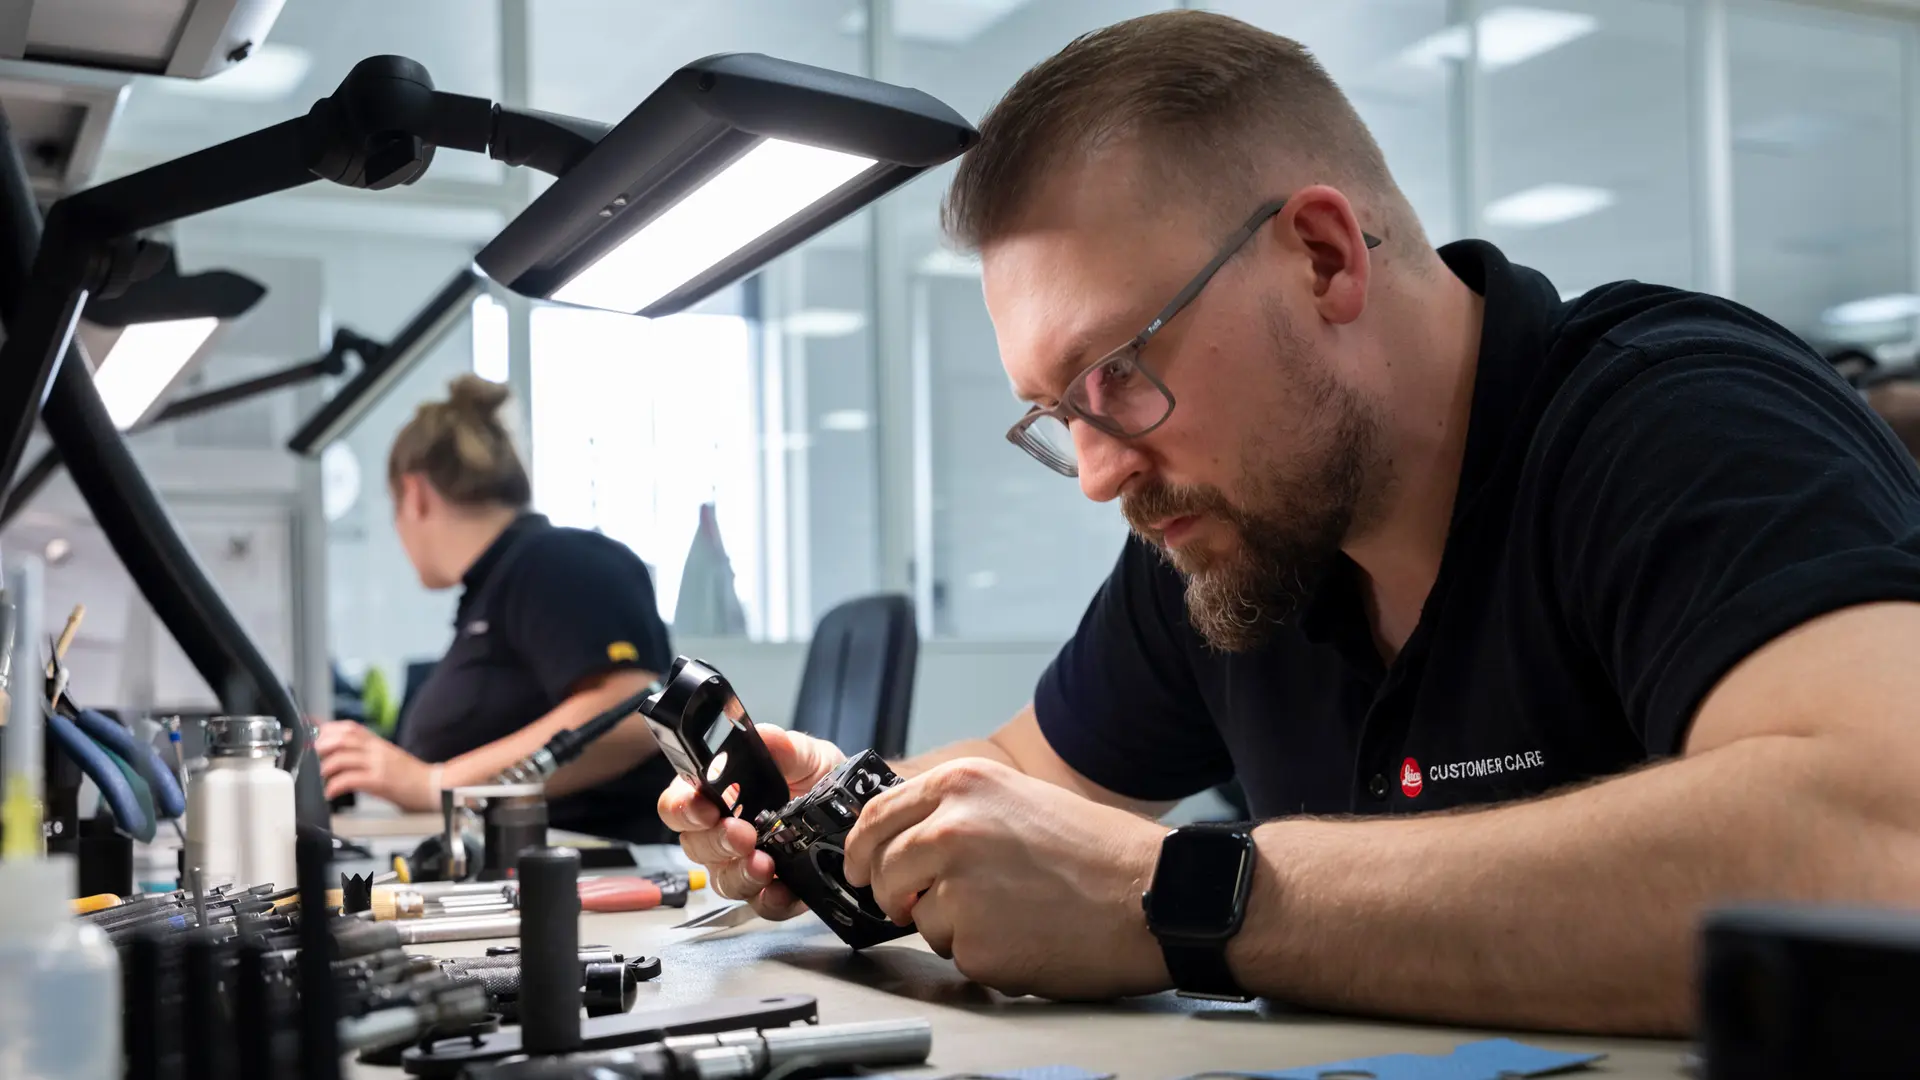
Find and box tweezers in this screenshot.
[673,901,757,930]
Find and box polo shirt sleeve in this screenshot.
[500,533,674,703]
[1552,348,1920,756]
[1033,537,1234,802]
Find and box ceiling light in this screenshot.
[785,309,866,337]
[1400,7,1597,73]
[818,409,871,432]
[1484,184,1615,228]
[150,43,312,102]
[916,249,982,278]
[89,317,220,430]
[1823,294,1920,327]
[479,52,975,318]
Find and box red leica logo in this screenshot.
[1400,757,1423,798]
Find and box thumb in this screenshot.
[756,725,841,791]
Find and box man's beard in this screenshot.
[1121,331,1384,652]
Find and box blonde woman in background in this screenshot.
[314,375,678,843]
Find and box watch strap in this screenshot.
[1161,940,1250,1001]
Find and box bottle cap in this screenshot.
[204,717,284,756]
[0,854,82,935]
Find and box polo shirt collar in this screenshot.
[1298,239,1562,649]
[461,511,551,592]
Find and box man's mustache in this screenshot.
[1122,482,1237,544]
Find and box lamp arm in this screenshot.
[488,106,612,177]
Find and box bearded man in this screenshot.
[661,10,1920,1035]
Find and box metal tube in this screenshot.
[394,913,521,945]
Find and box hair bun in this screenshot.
[445,373,510,418]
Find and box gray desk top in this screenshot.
[342,889,1694,1080]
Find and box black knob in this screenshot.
[517,847,582,1055]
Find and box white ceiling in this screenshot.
[35,0,1920,342]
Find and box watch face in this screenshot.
[1146,827,1252,939]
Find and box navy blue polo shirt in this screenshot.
[1035,240,1920,818]
[398,513,676,842]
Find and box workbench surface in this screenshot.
[335,818,1692,1080]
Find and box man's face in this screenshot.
[982,162,1386,651]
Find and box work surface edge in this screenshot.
[328,818,1691,1080]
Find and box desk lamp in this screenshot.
[76,247,267,431]
[0,325,382,527]
[0,53,974,829]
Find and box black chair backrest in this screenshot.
[791,594,918,758]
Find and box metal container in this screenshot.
[183,717,296,893]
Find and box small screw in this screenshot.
[611,195,628,207]
[598,208,614,218]
[227,41,253,63]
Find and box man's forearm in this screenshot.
[1231,734,1920,1034]
[894,738,1017,779]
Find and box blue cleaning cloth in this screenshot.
[1193,1037,1605,1080]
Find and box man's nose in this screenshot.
[1074,422,1146,503]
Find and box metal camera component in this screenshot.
[639,656,913,950]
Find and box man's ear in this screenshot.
[1279,185,1372,326]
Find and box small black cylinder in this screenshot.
[235,934,275,1080]
[182,929,227,1080]
[517,846,581,1055]
[482,796,548,881]
[123,930,165,1080]
[296,834,341,1080]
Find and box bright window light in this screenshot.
[1823,294,1920,326]
[1401,7,1598,73]
[92,316,219,429]
[530,306,761,633]
[1484,184,1615,228]
[552,138,876,314]
[471,294,509,383]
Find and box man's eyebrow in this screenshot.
[1012,330,1106,404]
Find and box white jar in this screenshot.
[184,716,298,893]
[0,854,121,1080]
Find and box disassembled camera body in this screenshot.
[639,656,913,949]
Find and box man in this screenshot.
[662,11,1920,1034]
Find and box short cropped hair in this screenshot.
[941,10,1413,252]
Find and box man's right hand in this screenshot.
[656,723,845,919]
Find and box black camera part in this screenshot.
[1701,903,1920,1079]
[638,655,913,950]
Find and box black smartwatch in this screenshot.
[1141,822,1257,1001]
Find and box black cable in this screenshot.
[493,682,659,784]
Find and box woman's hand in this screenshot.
[315,720,437,811]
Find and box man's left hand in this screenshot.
[314,720,436,810]
[843,757,1171,999]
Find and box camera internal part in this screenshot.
[638,656,913,949]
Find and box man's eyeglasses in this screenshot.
[1005,198,1382,477]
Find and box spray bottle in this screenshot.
[0,555,121,1079]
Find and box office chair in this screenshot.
[791,594,918,758]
